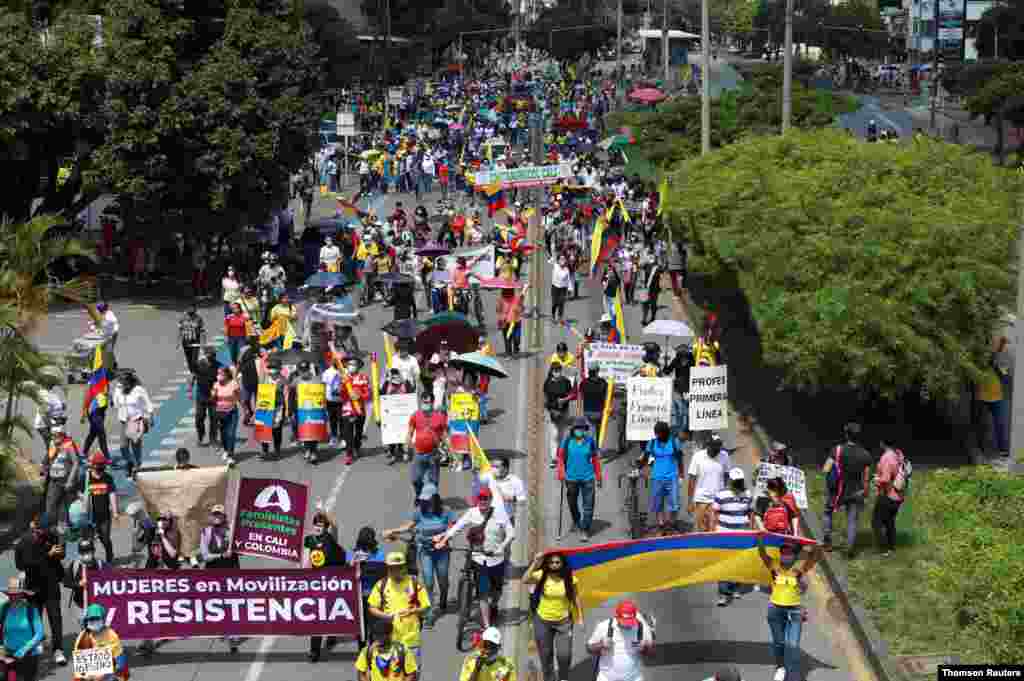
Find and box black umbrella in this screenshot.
[382,318,419,339]
[270,347,319,366]
[378,272,415,285]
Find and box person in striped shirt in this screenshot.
[712,467,755,607]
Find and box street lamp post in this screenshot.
[663,0,670,86]
[701,0,710,154]
[781,0,794,133]
[616,0,624,91]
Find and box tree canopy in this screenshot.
[524,4,614,63]
[973,0,1024,60]
[664,129,1021,402]
[608,65,859,167]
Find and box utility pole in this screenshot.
[515,0,521,64]
[701,0,710,154]
[781,0,794,133]
[929,0,939,131]
[616,0,624,91]
[662,0,670,86]
[527,120,546,354]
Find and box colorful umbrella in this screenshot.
[449,352,509,379]
[415,312,479,356]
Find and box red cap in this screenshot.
[476,487,492,500]
[614,600,639,626]
[89,452,109,467]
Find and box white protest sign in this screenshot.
[688,365,729,431]
[73,647,114,678]
[626,377,673,441]
[380,393,419,446]
[448,245,496,279]
[584,343,645,384]
[754,463,808,509]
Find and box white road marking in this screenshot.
[169,377,190,384]
[159,437,184,447]
[243,463,354,681]
[170,427,192,435]
[150,449,176,458]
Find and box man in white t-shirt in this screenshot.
[586,600,654,681]
[390,342,421,393]
[686,434,731,532]
[492,456,526,525]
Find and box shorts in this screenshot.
[476,561,506,601]
[649,477,680,513]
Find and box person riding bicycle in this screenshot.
[458,627,516,681]
[72,604,130,681]
[434,487,514,630]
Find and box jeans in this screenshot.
[218,408,239,455]
[649,477,680,513]
[982,399,1010,452]
[120,425,142,472]
[92,517,114,563]
[82,407,110,460]
[195,398,218,442]
[411,453,441,498]
[766,603,803,680]
[226,337,243,365]
[341,415,366,456]
[565,479,596,533]
[34,593,63,654]
[823,499,864,549]
[532,614,572,681]
[671,393,689,435]
[418,546,451,618]
[43,481,72,529]
[872,496,902,552]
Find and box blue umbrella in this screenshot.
[449,352,509,379]
[305,272,347,289]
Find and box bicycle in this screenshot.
[618,458,649,539]
[450,546,483,652]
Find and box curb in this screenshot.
[671,289,893,681]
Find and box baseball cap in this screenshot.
[385,551,406,566]
[476,487,493,500]
[614,600,639,626]
[771,441,787,452]
[481,626,502,645]
[418,483,438,501]
[728,467,745,481]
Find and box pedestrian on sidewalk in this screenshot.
[713,468,755,606]
[687,434,731,532]
[556,417,603,542]
[642,421,685,535]
[544,363,574,468]
[524,551,583,681]
[113,371,153,478]
[757,535,823,681]
[872,438,907,556]
[822,422,872,557]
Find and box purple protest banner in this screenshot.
[86,567,362,640]
[230,478,309,563]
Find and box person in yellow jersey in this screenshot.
[548,342,576,370]
[366,552,429,672]
[356,619,418,681]
[458,627,516,681]
[756,535,823,681]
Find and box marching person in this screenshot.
[190,346,222,448]
[72,604,129,681]
[211,366,241,466]
[524,551,583,681]
[339,356,371,465]
[178,302,206,374]
[757,536,823,681]
[201,504,240,653]
[303,511,347,663]
[586,600,655,681]
[366,552,429,671]
[556,417,603,542]
[0,573,46,681]
[65,539,104,616]
[356,619,418,681]
[407,392,448,488]
[256,359,288,460]
[92,302,119,367]
[41,421,79,530]
[544,362,574,469]
[687,434,730,533]
[713,468,755,606]
[292,360,327,464]
[33,382,66,463]
[457,627,516,681]
[13,519,65,668]
[85,453,118,563]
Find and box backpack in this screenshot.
[372,575,422,615]
[892,449,912,495]
[762,502,795,534]
[0,601,36,645]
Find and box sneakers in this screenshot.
[53,650,67,666]
[774,666,786,681]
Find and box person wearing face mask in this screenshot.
[406,393,448,493]
[0,573,46,681]
[339,356,371,466]
[113,372,153,479]
[41,420,79,531]
[457,626,516,681]
[211,366,241,466]
[303,512,347,662]
[544,364,574,470]
[366,552,429,668]
[72,603,129,681]
[137,511,180,656]
[255,360,288,459]
[355,619,418,681]
[391,341,421,394]
[189,346,222,449]
[201,504,240,653]
[556,417,603,542]
[493,457,526,525]
[586,599,655,681]
[687,434,731,533]
[641,421,684,535]
[65,539,105,615]
[13,519,65,668]
[757,536,823,681]
[292,361,328,465]
[320,235,342,273]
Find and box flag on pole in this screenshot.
[382,333,395,369]
[613,287,627,344]
[82,346,109,417]
[598,379,614,448]
[370,352,382,424]
[467,429,493,478]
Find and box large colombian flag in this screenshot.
[82,346,109,417]
[555,531,819,612]
[481,179,507,218]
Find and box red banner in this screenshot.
[231,478,309,563]
[86,567,362,640]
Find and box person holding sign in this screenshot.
[303,511,347,663]
[339,356,371,466]
[254,360,288,460]
[72,604,128,681]
[407,393,449,498]
[293,361,328,465]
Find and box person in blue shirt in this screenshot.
[556,417,604,543]
[347,526,388,648]
[1,573,45,681]
[642,421,684,535]
[384,484,455,629]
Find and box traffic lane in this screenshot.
[535,287,852,681]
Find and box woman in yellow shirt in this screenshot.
[523,551,583,681]
[757,535,823,681]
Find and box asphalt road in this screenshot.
[2,184,854,681]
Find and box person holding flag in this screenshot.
[80,346,111,463]
[497,284,529,357]
[339,356,371,465]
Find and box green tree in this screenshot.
[664,129,1021,402]
[524,4,614,62]
[964,63,1024,163]
[973,0,1024,60]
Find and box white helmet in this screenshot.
[481,627,501,645]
